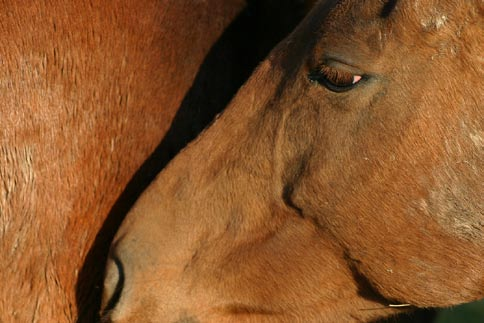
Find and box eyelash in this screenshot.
[308,64,364,93]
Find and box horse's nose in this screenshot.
[101,252,125,321]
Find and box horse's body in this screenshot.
[0,1,245,321]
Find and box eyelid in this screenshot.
[321,57,366,76]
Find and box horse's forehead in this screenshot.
[323,0,481,34]
[310,0,483,69]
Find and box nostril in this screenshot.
[101,254,125,320]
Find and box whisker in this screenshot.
[388,303,412,308]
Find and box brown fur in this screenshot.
[0,1,246,322]
[103,0,484,322]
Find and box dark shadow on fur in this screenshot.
[380,0,399,18]
[75,2,309,322]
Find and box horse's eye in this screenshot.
[308,64,363,93]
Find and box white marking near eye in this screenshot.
[421,9,448,31]
[434,15,448,29]
[352,75,362,84]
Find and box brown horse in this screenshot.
[102,0,484,322]
[0,1,246,322]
